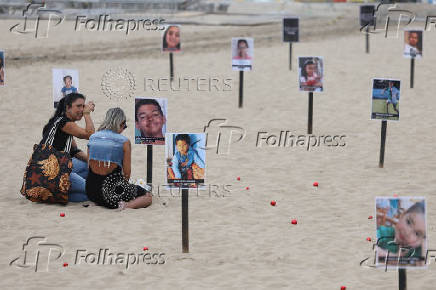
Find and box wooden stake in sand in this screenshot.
[379,120,387,168]
[307,92,313,134]
[399,268,407,290]
[169,52,174,83]
[282,17,299,70]
[359,5,375,54]
[410,58,415,89]
[239,71,244,108]
[182,187,189,253]
[146,145,153,183]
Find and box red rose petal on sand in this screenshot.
[246,187,249,190]
[143,247,149,251]
[270,201,276,206]
[366,237,372,242]
[368,216,373,219]
[60,213,65,217]
[341,286,346,290]
[291,219,297,225]
[237,177,241,181]
[313,182,319,187]
[63,263,68,267]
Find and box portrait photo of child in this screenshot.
[232,37,253,71]
[165,133,206,188]
[52,68,79,108]
[162,25,181,52]
[298,57,323,92]
[375,197,427,269]
[403,30,423,59]
[135,97,167,145]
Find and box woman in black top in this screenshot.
[41,93,95,202]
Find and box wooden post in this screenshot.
[289,42,293,70]
[366,25,369,54]
[399,268,407,290]
[379,120,387,168]
[146,145,152,183]
[239,71,244,108]
[308,92,313,134]
[182,188,189,253]
[410,58,415,89]
[169,52,174,83]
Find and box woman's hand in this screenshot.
[84,101,95,113]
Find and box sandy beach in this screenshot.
[1,1,436,289]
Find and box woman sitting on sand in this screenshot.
[86,108,152,209]
[41,93,95,202]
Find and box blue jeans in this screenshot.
[69,158,89,202]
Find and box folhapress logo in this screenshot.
[9,236,64,272]
[203,119,245,155]
[9,1,64,39]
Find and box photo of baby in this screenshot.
[298,57,323,92]
[52,68,79,108]
[375,197,427,268]
[165,133,206,188]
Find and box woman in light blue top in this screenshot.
[86,108,152,209]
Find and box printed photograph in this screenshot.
[162,25,181,52]
[283,17,299,42]
[232,37,253,71]
[404,30,423,59]
[376,197,427,268]
[52,68,79,108]
[135,97,167,145]
[359,5,375,27]
[298,57,323,92]
[165,133,206,188]
[371,78,401,121]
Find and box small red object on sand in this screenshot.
[291,219,297,225]
[313,182,319,187]
[393,194,398,197]
[143,247,149,251]
[270,201,276,206]
[237,177,241,181]
[341,286,346,290]
[246,186,249,190]
[63,263,68,267]
[368,216,373,219]
[60,213,65,217]
[366,237,372,242]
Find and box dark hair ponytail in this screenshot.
[42,93,86,136]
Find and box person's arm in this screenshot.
[62,102,95,140]
[70,139,88,162]
[122,140,131,180]
[171,153,181,179]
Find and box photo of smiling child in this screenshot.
[165,133,206,188]
[298,57,323,92]
[135,97,167,145]
[52,68,79,108]
[162,25,181,52]
[375,197,427,268]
